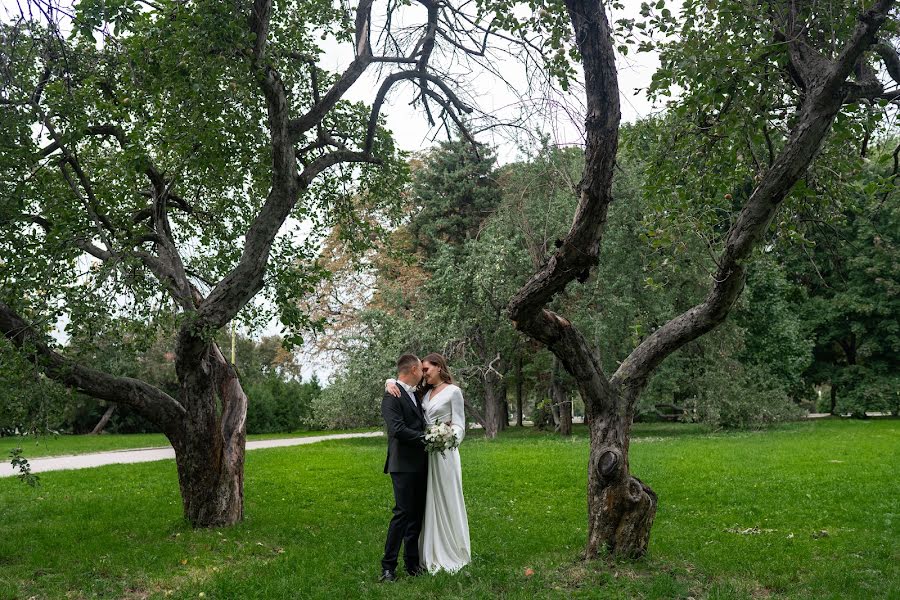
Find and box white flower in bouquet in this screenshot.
[424,421,459,457]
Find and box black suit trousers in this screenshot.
[382,470,427,572]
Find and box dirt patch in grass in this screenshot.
[545,555,700,593]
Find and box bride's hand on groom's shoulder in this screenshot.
[385,379,401,397]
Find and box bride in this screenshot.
[387,352,471,574]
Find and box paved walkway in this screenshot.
[0,431,383,478]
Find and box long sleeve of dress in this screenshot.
[450,387,466,444]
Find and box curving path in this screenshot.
[0,431,383,478]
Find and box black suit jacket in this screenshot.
[382,386,427,474]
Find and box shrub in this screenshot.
[828,367,899,417]
[245,377,321,434]
[307,374,383,430]
[0,340,73,435]
[682,363,804,429]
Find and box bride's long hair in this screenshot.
[419,353,453,395]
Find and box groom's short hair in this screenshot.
[396,354,420,375]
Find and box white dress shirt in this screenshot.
[397,380,419,411]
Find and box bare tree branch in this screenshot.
[364,69,472,152]
[30,61,51,106]
[298,150,381,185]
[420,87,477,148]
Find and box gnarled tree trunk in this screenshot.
[172,341,247,527]
[585,400,656,557]
[0,299,249,527]
[172,423,245,527]
[507,0,895,560]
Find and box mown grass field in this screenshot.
[0,419,897,599]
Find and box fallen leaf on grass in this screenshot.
[524,568,535,577]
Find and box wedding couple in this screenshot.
[379,352,470,581]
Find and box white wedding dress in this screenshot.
[419,384,471,573]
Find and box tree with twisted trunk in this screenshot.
[505,0,899,558]
[1,0,493,527]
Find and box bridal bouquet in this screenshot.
[424,421,459,457]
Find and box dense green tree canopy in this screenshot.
[0,0,406,347]
[784,149,900,415]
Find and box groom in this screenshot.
[379,353,428,582]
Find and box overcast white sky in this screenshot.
[324,1,662,160]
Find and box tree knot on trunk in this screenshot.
[591,446,623,483]
[627,476,653,505]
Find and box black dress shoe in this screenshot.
[379,569,396,582]
[406,566,426,577]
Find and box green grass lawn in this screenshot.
[0,428,379,459]
[0,419,897,599]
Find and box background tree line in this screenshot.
[5,124,895,438]
[309,124,898,432]
[1,322,321,436]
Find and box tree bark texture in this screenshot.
[173,332,248,527]
[507,0,895,559]
[584,390,657,558]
